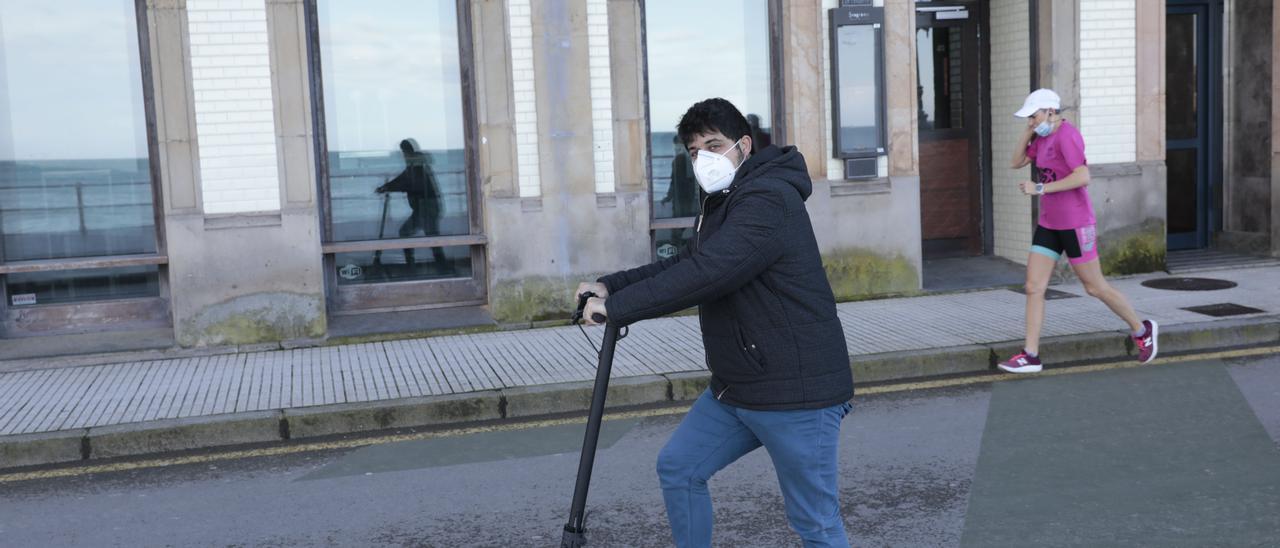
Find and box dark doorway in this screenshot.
[1166,0,1224,250]
[917,2,987,258]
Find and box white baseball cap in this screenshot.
[1014,89,1061,118]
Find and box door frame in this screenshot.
[0,0,172,337]
[1167,0,1224,250]
[303,0,489,315]
[914,0,991,257]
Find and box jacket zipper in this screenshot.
[696,193,712,372]
[695,193,712,235]
[701,191,727,403]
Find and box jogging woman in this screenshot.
[998,89,1158,373]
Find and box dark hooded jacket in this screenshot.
[599,145,853,410]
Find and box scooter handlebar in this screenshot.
[572,291,608,325]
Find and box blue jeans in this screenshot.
[657,389,853,548]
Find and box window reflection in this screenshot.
[836,25,879,155]
[0,2,157,263]
[1166,149,1198,234]
[1166,13,1198,141]
[916,26,964,131]
[318,1,470,242]
[653,227,696,261]
[334,246,471,285]
[6,266,160,307]
[645,0,772,220]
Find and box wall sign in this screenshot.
[338,264,363,281]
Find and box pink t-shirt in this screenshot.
[1026,120,1095,230]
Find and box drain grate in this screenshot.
[1181,303,1265,317]
[1009,287,1079,300]
[1141,277,1238,291]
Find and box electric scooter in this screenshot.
[560,291,623,547]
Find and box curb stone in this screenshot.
[1156,317,1280,355]
[852,344,993,383]
[90,411,283,459]
[665,371,711,401]
[0,429,87,469]
[503,375,669,419]
[284,392,503,439]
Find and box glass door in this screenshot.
[1166,1,1223,250]
[916,3,984,257]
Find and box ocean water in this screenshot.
[0,159,157,261]
[327,148,471,241]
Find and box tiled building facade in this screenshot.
[0,0,1273,352]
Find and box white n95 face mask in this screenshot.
[692,139,743,193]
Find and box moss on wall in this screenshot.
[822,249,920,302]
[1099,219,1167,276]
[489,250,921,325]
[490,276,588,325]
[179,292,325,347]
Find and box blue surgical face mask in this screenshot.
[1034,119,1054,137]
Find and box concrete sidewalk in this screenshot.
[3,266,1280,469]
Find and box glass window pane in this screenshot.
[836,24,881,155]
[318,2,470,242]
[1166,148,1198,234]
[6,266,160,307]
[1166,13,1199,141]
[0,2,157,262]
[655,138,701,219]
[646,0,772,220]
[653,227,696,260]
[334,246,472,285]
[916,26,963,131]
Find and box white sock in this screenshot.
[1133,324,1147,338]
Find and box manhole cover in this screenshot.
[1141,277,1238,291]
[1009,287,1079,300]
[1182,303,1265,317]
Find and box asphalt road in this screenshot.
[2,351,1278,547]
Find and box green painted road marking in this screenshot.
[961,360,1280,547]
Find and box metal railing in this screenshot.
[0,172,159,262]
[0,174,156,234]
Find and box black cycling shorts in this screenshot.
[1031,224,1099,265]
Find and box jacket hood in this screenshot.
[732,145,813,201]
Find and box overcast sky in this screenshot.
[319,0,464,154]
[0,1,147,161]
[1,1,779,161]
[645,0,772,134]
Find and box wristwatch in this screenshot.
[1034,182,1045,195]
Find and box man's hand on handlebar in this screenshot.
[574,282,608,302]
[583,296,608,326]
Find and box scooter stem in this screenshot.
[560,322,620,547]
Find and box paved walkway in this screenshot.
[2,266,1278,439]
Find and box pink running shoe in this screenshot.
[998,350,1043,374]
[1134,319,1159,364]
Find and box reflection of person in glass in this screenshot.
[376,138,447,270]
[661,134,698,219]
[746,113,771,150]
